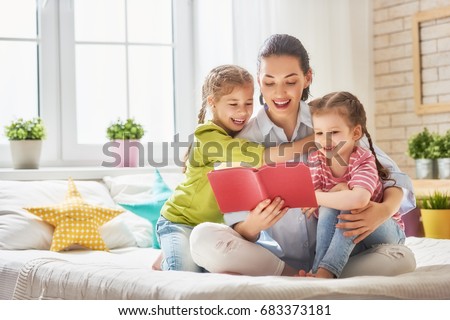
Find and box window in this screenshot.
[0,0,39,144]
[412,6,450,114]
[70,0,174,145]
[0,0,194,167]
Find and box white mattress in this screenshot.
[0,247,159,299]
[1,237,450,300]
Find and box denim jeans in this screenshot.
[156,216,203,272]
[312,206,405,277]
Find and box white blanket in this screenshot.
[7,237,450,300]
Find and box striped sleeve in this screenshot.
[347,148,379,196]
[307,151,322,190]
[308,151,323,191]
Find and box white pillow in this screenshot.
[0,207,53,250]
[103,174,154,203]
[103,170,184,203]
[0,180,153,250]
[100,211,152,248]
[0,180,116,207]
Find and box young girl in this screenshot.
[156,64,311,272]
[304,91,406,278]
[190,34,416,277]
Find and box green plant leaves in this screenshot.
[4,117,46,140]
[106,118,145,140]
[407,128,450,159]
[420,191,450,209]
[431,131,450,158]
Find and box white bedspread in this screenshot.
[3,237,450,300]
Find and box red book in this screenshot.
[207,162,317,213]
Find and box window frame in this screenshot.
[412,5,450,115]
[59,0,195,165]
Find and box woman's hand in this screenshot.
[336,201,390,244]
[335,186,403,244]
[233,197,289,242]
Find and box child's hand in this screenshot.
[329,182,349,192]
[301,207,317,219]
[234,197,289,242]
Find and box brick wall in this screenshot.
[373,0,450,178]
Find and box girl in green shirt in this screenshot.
[156,64,312,271]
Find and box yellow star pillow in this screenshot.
[24,178,123,252]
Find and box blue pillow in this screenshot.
[119,169,173,249]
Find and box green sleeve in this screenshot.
[191,122,265,168]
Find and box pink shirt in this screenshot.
[308,146,404,229]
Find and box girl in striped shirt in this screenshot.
[303,91,405,278]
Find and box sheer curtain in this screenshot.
[192,0,374,133]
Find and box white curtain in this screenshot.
[193,0,374,133]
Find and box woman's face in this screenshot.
[258,55,311,118]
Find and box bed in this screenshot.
[1,172,450,300]
[0,237,449,299]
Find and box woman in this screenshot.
[190,34,416,277]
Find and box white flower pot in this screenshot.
[9,140,43,169]
[415,158,436,179]
[437,158,450,179]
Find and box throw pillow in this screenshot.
[103,170,183,204]
[24,178,124,251]
[0,179,152,250]
[119,169,173,249]
[0,207,53,250]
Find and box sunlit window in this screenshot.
[0,0,192,167]
[0,0,39,144]
[73,0,174,144]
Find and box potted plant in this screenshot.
[106,118,145,167]
[419,191,450,239]
[431,130,450,179]
[407,128,438,179]
[4,117,46,169]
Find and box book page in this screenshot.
[258,162,317,208]
[207,167,267,213]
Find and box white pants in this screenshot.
[190,222,417,277]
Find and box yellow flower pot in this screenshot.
[421,209,450,239]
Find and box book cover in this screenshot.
[207,162,317,213]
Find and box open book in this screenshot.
[207,162,317,213]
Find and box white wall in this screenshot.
[192,0,375,134]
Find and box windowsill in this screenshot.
[412,179,450,197]
[0,165,182,181]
